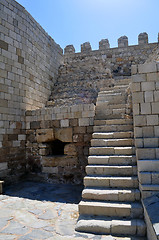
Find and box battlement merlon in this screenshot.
[64,32,159,55]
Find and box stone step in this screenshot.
[95,113,126,121]
[97,95,126,104]
[96,103,127,110]
[84,176,139,188]
[93,132,134,139]
[94,119,133,125]
[82,188,140,202]
[88,155,136,165]
[94,125,133,132]
[91,138,134,147]
[78,200,143,218]
[86,165,137,176]
[75,215,146,237]
[0,181,3,194]
[89,146,135,156]
[99,86,129,94]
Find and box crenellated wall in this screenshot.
[0,0,63,182]
[64,33,158,78]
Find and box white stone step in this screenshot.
[86,165,137,176]
[82,188,140,202]
[94,119,133,125]
[97,95,126,104]
[88,155,136,165]
[99,86,128,94]
[78,200,143,218]
[93,132,134,139]
[89,146,135,156]
[75,216,146,237]
[91,138,134,147]
[94,125,133,132]
[84,176,139,188]
[96,104,127,112]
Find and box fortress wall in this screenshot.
[64,41,158,78]
[0,0,63,182]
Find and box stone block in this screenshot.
[131,82,141,92]
[132,92,144,104]
[134,127,143,138]
[138,63,157,74]
[18,134,26,141]
[135,139,143,148]
[42,155,78,167]
[60,119,69,127]
[131,65,137,75]
[137,148,156,160]
[147,73,158,82]
[141,82,155,91]
[64,144,77,156]
[147,115,158,126]
[144,91,153,102]
[134,116,146,126]
[154,126,159,137]
[55,128,73,142]
[152,102,159,114]
[132,74,146,83]
[143,126,154,137]
[152,173,159,184]
[0,39,8,51]
[144,138,159,147]
[141,103,151,114]
[139,172,151,184]
[79,118,90,126]
[36,129,54,143]
[73,126,86,134]
[154,91,159,102]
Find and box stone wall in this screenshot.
[0,0,63,182]
[64,34,158,78]
[26,104,95,184]
[48,36,158,107]
[131,62,159,198]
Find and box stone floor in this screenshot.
[0,181,144,240]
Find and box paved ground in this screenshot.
[0,181,120,240]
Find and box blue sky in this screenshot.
[16,0,159,52]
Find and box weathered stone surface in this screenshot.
[64,144,77,156]
[36,129,54,143]
[55,128,72,142]
[42,156,78,167]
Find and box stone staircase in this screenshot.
[75,79,146,238]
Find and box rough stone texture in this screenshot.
[131,62,159,198]
[26,104,95,184]
[0,0,63,182]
